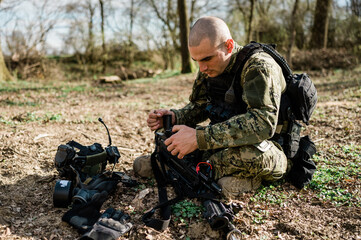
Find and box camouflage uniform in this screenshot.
[171,43,289,193]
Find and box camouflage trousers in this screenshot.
[202,140,289,183]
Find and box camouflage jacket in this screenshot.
[171,43,286,150]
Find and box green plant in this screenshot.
[252,209,269,224]
[309,145,360,206]
[250,181,290,206]
[171,200,204,226]
[2,100,38,107]
[43,113,62,122]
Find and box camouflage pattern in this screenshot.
[201,140,289,181]
[170,42,289,189]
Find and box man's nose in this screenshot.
[198,62,208,72]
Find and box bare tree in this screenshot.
[0,0,12,81]
[99,0,106,73]
[86,0,96,63]
[235,0,256,43]
[310,0,332,49]
[178,0,192,73]
[147,0,179,50]
[146,0,179,69]
[286,0,299,65]
[2,0,60,79]
[350,0,361,16]
[126,0,136,68]
[0,41,12,81]
[63,0,101,73]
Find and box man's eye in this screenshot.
[202,57,211,62]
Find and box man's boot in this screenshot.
[133,155,153,178]
[217,176,262,199]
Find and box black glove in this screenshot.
[62,191,108,233]
[80,208,133,240]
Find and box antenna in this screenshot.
[98,118,112,146]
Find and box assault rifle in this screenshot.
[143,115,242,240]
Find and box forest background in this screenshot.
[0,0,360,81]
[0,0,360,240]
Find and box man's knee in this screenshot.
[209,140,288,181]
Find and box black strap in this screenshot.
[142,195,183,231]
[232,42,264,75]
[232,41,293,81]
[261,43,293,79]
[142,152,173,231]
[67,140,88,152]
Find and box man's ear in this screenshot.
[225,39,234,53]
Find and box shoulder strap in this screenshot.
[233,41,293,79]
[232,41,264,75]
[227,41,294,104]
[260,43,293,79]
[225,42,264,103]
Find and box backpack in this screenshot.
[239,41,317,125]
[239,42,318,188]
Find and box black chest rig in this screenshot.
[205,45,264,124]
[205,68,247,124]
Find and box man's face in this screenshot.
[189,37,231,78]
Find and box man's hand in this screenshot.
[164,125,198,159]
[147,109,175,131]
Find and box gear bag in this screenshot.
[54,141,108,181]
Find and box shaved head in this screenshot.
[189,16,232,47]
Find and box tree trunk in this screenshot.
[0,42,12,81]
[126,0,135,68]
[86,1,95,63]
[99,0,107,73]
[351,0,361,17]
[246,0,255,43]
[310,0,332,49]
[287,0,299,65]
[177,0,192,73]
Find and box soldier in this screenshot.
[134,16,290,199]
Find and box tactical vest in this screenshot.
[205,44,265,124]
[205,67,248,124]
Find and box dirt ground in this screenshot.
[0,68,360,240]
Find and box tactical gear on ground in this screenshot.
[62,191,108,233]
[54,140,115,182]
[80,208,132,240]
[54,118,137,239]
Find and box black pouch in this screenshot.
[272,120,302,159]
[284,120,302,159]
[287,73,318,125]
[287,135,317,189]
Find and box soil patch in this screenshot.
[0,70,360,239]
